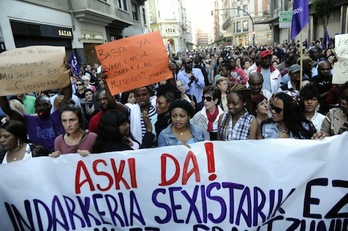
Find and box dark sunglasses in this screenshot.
[270,104,283,114]
[76,83,83,86]
[202,96,213,102]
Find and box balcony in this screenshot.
[72,0,132,28]
[135,0,146,5]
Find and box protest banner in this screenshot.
[0,134,348,230]
[0,46,70,96]
[333,34,348,84]
[95,32,173,96]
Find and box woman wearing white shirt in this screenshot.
[191,86,224,140]
[0,120,49,164]
[299,83,325,132]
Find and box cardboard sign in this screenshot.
[95,32,173,95]
[333,34,348,84]
[1,133,347,230]
[0,46,70,96]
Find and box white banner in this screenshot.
[0,133,348,230]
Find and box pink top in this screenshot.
[54,132,97,154]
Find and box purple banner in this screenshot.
[290,0,309,40]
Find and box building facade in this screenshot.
[268,0,348,45]
[0,0,149,65]
[195,28,209,48]
[146,0,192,53]
[212,0,272,47]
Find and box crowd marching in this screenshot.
[1,39,348,164]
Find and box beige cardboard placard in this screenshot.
[333,34,348,84]
[95,32,172,95]
[0,46,70,96]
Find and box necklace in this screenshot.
[174,128,187,136]
[277,123,289,133]
[65,130,86,145]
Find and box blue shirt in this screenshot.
[157,123,209,147]
[177,68,205,103]
[262,122,311,139]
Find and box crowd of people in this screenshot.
[1,39,347,164]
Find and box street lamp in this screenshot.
[212,8,255,47]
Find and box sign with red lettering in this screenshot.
[95,32,173,95]
[0,134,347,230]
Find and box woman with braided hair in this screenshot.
[217,85,259,140]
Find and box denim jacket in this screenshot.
[157,123,209,147]
[262,122,311,139]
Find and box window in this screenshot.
[237,7,241,16]
[165,27,176,33]
[132,3,139,21]
[243,20,248,32]
[142,8,146,25]
[118,0,127,11]
[237,21,241,33]
[243,5,248,16]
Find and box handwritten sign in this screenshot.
[0,134,347,230]
[0,46,70,96]
[95,32,172,95]
[333,34,348,84]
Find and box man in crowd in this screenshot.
[255,50,281,94]
[0,86,72,152]
[177,58,205,110]
[125,86,157,144]
[310,60,333,114]
[88,75,127,133]
[248,72,272,100]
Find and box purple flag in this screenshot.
[68,50,80,76]
[322,28,332,49]
[290,0,309,40]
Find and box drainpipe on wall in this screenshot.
[67,0,75,31]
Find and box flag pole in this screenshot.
[290,0,309,89]
[299,30,303,89]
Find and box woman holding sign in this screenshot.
[158,99,209,147]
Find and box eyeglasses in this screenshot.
[270,104,283,114]
[76,83,83,86]
[202,96,213,102]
